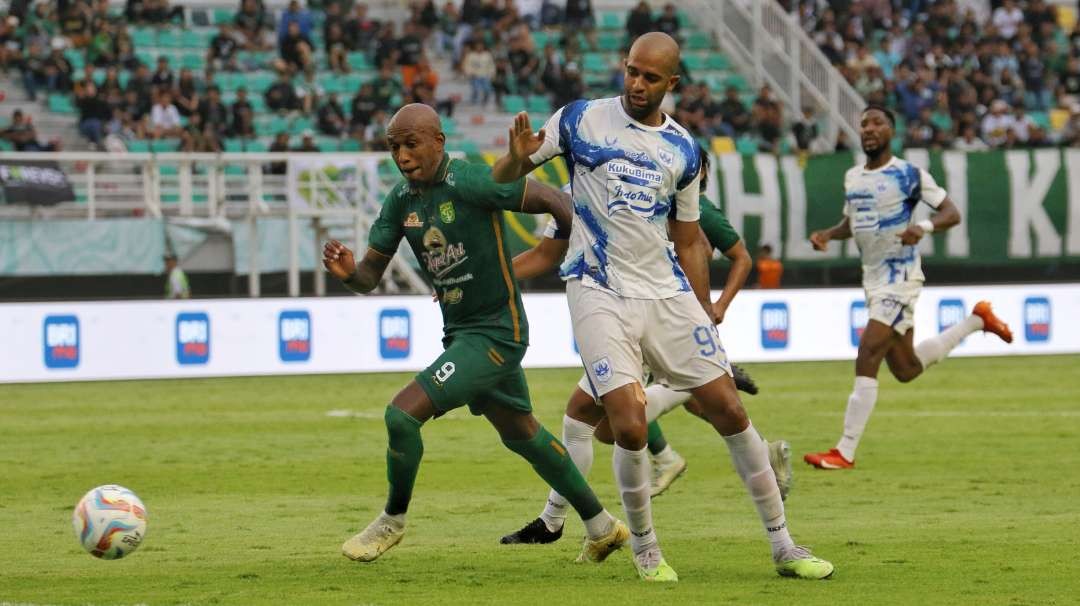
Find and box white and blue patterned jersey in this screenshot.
[843,156,947,290]
[529,96,702,300]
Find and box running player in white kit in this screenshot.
[804,105,1014,470]
[490,32,832,582]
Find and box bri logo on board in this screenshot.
[937,299,966,334]
[1024,297,1050,343]
[850,301,868,347]
[760,302,789,349]
[279,310,312,362]
[43,315,79,369]
[379,309,411,359]
[176,312,210,365]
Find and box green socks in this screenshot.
[384,405,424,516]
[503,425,604,521]
[647,420,668,455]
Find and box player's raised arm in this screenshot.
[492,112,544,183]
[713,239,752,324]
[809,216,852,251]
[323,240,392,294]
[899,197,960,245]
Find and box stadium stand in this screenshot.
[784,0,1080,151]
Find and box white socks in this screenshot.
[380,511,406,527]
[539,415,597,532]
[723,423,793,557]
[915,314,984,369]
[613,444,657,555]
[582,510,616,539]
[644,384,690,423]
[652,444,680,466]
[836,376,879,461]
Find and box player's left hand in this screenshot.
[712,300,729,324]
[899,225,926,245]
[700,299,719,324]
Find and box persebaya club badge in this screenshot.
[439,201,456,224]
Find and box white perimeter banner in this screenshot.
[1,283,1077,383]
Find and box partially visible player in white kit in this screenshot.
[491,31,832,582]
[804,105,1014,470]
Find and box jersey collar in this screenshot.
[861,155,898,174]
[615,96,672,131]
[406,153,451,195]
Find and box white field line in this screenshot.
[812,410,1080,417]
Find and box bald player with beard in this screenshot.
[490,33,834,581]
[325,104,630,569]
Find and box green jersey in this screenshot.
[699,194,741,252]
[368,154,530,344]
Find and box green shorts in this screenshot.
[414,331,532,416]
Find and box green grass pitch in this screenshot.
[2,355,1078,605]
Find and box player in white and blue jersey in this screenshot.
[805,105,1014,471]
[491,31,832,582]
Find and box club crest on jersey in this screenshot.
[443,287,463,304]
[439,201,456,224]
[445,172,455,186]
[876,181,888,193]
[404,212,423,227]
[592,357,613,384]
[657,147,674,167]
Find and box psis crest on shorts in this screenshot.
[592,357,613,384]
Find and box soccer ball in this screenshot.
[72,485,148,560]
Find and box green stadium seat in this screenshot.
[706,53,731,71]
[502,95,526,114]
[448,139,480,154]
[735,137,758,155]
[223,139,244,153]
[248,97,268,114]
[290,116,315,135]
[532,31,549,49]
[676,10,691,29]
[180,53,205,71]
[213,8,235,24]
[47,94,76,114]
[342,72,366,94]
[131,28,156,48]
[527,96,551,114]
[583,52,608,73]
[1030,111,1051,130]
[682,54,704,72]
[725,74,751,92]
[182,30,211,49]
[157,30,182,48]
[152,139,180,153]
[441,117,458,137]
[126,140,151,153]
[685,31,712,51]
[118,71,131,89]
[340,138,362,151]
[245,140,269,152]
[64,49,85,71]
[265,115,290,136]
[596,32,622,52]
[599,11,624,30]
[0,139,14,151]
[248,72,274,92]
[347,52,373,71]
[314,136,339,151]
[159,164,179,176]
[135,51,154,68]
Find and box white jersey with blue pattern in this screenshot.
[843,156,947,290]
[529,96,702,300]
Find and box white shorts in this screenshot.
[866,281,921,335]
[568,280,730,398]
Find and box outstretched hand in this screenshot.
[323,239,357,281]
[508,111,545,163]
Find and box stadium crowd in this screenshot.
[787,0,1080,149]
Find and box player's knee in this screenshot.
[892,365,920,383]
[593,419,615,445]
[385,405,423,439]
[683,396,707,420]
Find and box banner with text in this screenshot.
[708,148,1080,267]
[3,283,1076,383]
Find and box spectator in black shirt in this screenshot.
[265,73,300,112]
[325,21,349,74]
[564,0,595,32]
[508,32,539,96]
[2,110,59,152]
[235,0,272,51]
[43,45,74,93]
[208,23,240,72]
[151,56,175,90]
[267,132,290,174]
[276,21,314,76]
[294,130,319,152]
[198,86,230,137]
[346,3,380,53]
[626,1,653,42]
[230,87,255,138]
[398,21,424,85]
[653,4,680,42]
[718,86,750,135]
[174,68,201,118]
[792,106,819,153]
[317,93,347,136]
[76,81,111,146]
[369,63,404,111]
[552,62,585,110]
[372,22,399,71]
[350,83,378,133]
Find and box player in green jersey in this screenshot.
[323,103,628,565]
[501,149,793,547]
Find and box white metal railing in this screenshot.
[694,0,863,149]
[0,151,428,297]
